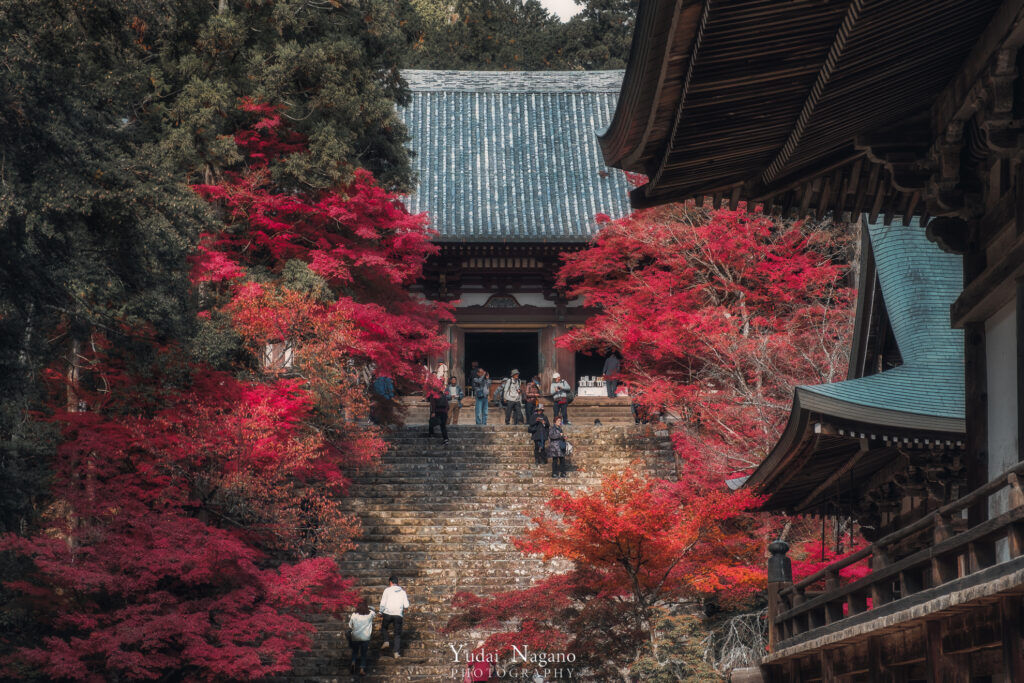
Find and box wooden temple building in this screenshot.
[400,70,631,388]
[604,0,1024,680]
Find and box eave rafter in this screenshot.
[760,0,866,187]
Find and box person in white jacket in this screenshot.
[348,599,375,676]
[379,575,410,658]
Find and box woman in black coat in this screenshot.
[547,416,568,478]
[528,404,550,465]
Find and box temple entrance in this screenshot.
[464,331,538,382]
[575,350,606,382]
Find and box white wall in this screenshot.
[987,299,1018,543]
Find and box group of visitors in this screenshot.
[346,576,411,677]
[469,367,573,426]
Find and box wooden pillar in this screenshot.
[449,325,465,386]
[867,636,889,683]
[539,325,557,389]
[548,323,574,387]
[766,541,792,651]
[1003,595,1024,681]
[925,620,967,683]
[965,322,989,528]
[820,648,836,683]
[1017,279,1024,462]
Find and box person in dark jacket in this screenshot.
[547,416,568,478]
[603,353,621,398]
[427,390,449,444]
[528,403,550,465]
[370,374,396,424]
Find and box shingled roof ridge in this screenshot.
[403,69,624,93]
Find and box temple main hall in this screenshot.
[399,70,632,388]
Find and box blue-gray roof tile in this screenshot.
[799,217,964,427]
[400,70,632,242]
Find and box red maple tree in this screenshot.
[446,469,765,678]
[1,105,448,679]
[557,203,854,476]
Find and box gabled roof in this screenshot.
[746,217,964,511]
[400,70,632,243]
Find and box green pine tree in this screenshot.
[149,0,415,191]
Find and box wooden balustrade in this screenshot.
[766,461,1024,649]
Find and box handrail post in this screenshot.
[767,540,793,649]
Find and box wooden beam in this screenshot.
[795,439,870,512]
[951,231,1024,327]
[931,0,1024,142]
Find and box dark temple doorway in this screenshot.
[464,332,538,382]
[575,351,607,381]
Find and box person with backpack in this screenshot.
[523,375,541,424]
[528,403,550,465]
[547,415,569,478]
[445,375,464,425]
[502,370,524,425]
[427,388,449,445]
[348,599,375,676]
[549,372,572,425]
[472,367,490,425]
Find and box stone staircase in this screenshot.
[288,424,676,681]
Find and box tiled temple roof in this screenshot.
[400,70,632,243]
[797,218,964,429]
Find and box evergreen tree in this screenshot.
[405,0,636,70]
[406,0,569,70]
[562,0,636,69]
[0,0,208,533]
[149,0,414,191]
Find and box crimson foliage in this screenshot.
[558,204,853,475]
[1,107,447,680]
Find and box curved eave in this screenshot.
[797,388,965,435]
[598,0,700,173]
[746,387,965,502]
[746,392,814,493]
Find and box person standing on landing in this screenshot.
[547,415,568,478]
[603,353,621,398]
[502,370,524,425]
[348,599,375,676]
[472,367,490,425]
[445,375,464,426]
[379,576,410,658]
[529,403,549,465]
[523,375,541,424]
[549,372,571,425]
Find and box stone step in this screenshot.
[283,424,675,680]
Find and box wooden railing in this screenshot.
[766,462,1024,649]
